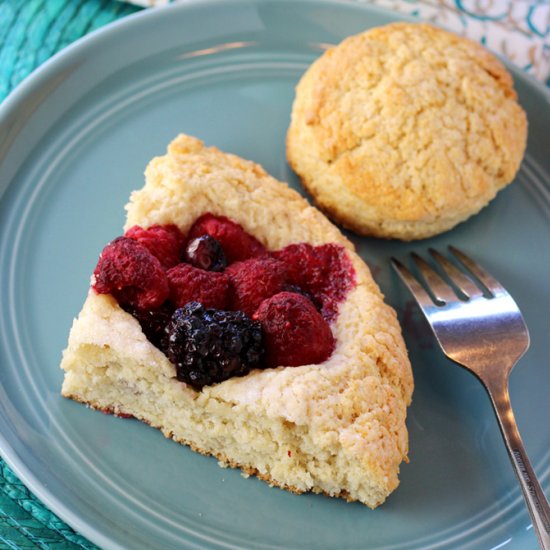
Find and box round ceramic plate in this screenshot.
[1,1,549,548]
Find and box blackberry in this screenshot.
[185,235,227,272]
[164,302,264,389]
[122,302,175,350]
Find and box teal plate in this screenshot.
[1,1,549,548]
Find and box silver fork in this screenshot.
[392,246,550,550]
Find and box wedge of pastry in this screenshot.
[61,134,413,508]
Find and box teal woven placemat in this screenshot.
[0,0,140,101]
[0,461,95,549]
[0,2,140,546]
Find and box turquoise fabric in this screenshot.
[0,0,140,101]
[0,2,140,546]
[0,461,96,549]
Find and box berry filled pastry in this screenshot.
[60,134,413,508]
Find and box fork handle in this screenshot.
[487,380,550,550]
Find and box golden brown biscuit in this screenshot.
[286,23,528,240]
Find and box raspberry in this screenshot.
[187,213,266,264]
[226,257,288,316]
[93,237,169,310]
[185,235,227,272]
[273,243,355,321]
[122,302,174,349]
[253,292,334,368]
[282,284,322,311]
[125,224,185,269]
[167,263,229,309]
[164,302,264,389]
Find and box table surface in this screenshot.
[0,0,548,548]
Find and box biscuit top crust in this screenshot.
[287,23,527,231]
[126,134,351,250]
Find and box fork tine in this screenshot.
[428,248,484,299]
[449,246,506,296]
[391,258,436,308]
[411,253,458,304]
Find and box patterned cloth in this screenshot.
[0,0,548,548]
[366,0,550,81]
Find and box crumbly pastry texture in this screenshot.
[286,23,528,240]
[60,134,413,508]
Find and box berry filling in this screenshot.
[273,243,355,321]
[125,224,185,269]
[187,213,266,263]
[167,263,230,310]
[93,237,169,310]
[91,214,355,389]
[121,302,174,350]
[253,292,335,368]
[164,302,263,389]
[226,256,288,317]
[282,284,322,311]
[185,235,227,272]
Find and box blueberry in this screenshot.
[185,235,227,272]
[164,302,264,389]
